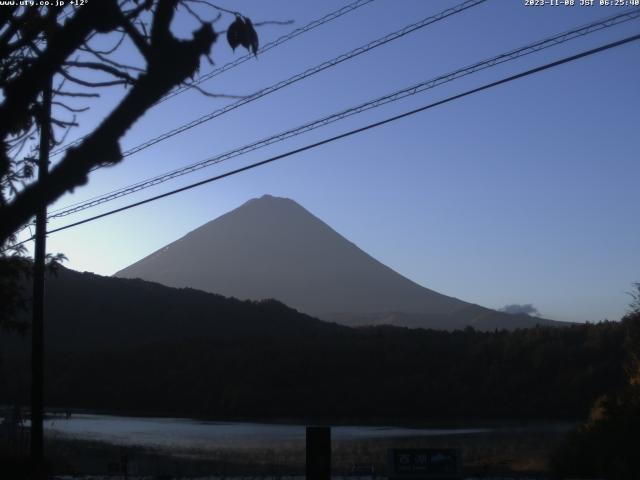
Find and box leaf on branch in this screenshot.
[226,16,242,50]
[226,15,259,56]
[244,17,259,56]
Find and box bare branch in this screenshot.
[52,117,79,129]
[186,0,241,17]
[253,20,295,27]
[122,0,154,20]
[151,0,178,45]
[52,101,90,113]
[79,44,145,74]
[53,90,101,98]
[80,30,127,56]
[118,12,152,60]
[0,1,120,137]
[64,60,138,83]
[0,4,219,243]
[186,82,248,100]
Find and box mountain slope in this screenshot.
[115,195,562,331]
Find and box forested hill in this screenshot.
[1,266,631,421]
[34,265,349,351]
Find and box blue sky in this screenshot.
[28,0,639,323]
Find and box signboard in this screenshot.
[388,448,462,480]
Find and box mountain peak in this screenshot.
[245,194,299,206]
[258,193,287,201]
[229,194,311,220]
[116,196,563,331]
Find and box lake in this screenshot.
[29,413,575,476]
[42,413,492,450]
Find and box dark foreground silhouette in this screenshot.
[0,266,631,422]
[550,305,640,480]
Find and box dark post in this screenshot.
[306,426,331,480]
[121,450,129,480]
[31,76,52,472]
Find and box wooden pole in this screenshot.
[306,426,331,480]
[31,75,52,474]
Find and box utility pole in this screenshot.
[31,75,52,474]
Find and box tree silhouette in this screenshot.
[551,284,640,479]
[0,0,260,248]
[0,1,261,330]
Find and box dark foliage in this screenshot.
[0,256,31,333]
[0,267,630,422]
[551,294,640,480]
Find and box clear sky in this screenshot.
[26,0,640,323]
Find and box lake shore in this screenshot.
[2,410,577,477]
[35,405,583,428]
[2,422,573,477]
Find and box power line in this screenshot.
[5,32,634,253]
[47,0,487,214]
[47,9,640,219]
[49,0,488,163]
[49,0,377,157]
[157,0,377,105]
